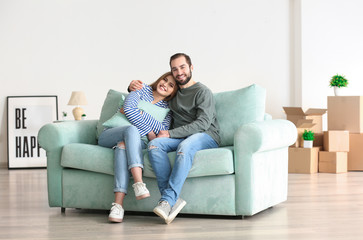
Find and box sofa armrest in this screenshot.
[264,113,272,120]
[38,120,98,151]
[234,119,296,154]
[37,120,98,207]
[233,119,297,215]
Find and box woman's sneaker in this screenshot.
[132,182,150,200]
[108,203,124,223]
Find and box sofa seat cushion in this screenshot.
[143,146,235,178]
[61,143,114,175]
[61,144,235,178]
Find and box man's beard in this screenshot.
[177,71,192,86]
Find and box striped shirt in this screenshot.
[123,83,172,137]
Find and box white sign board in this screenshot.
[7,96,58,168]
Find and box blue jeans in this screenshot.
[147,133,218,207]
[98,125,146,194]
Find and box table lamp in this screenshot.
[67,91,88,120]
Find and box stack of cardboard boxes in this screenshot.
[319,130,349,173]
[284,107,326,173]
[285,96,363,173]
[328,96,363,171]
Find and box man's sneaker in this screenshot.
[165,198,187,224]
[108,203,124,223]
[132,182,150,200]
[153,200,171,221]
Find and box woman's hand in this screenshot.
[147,131,157,141]
[128,80,143,92]
[119,107,125,114]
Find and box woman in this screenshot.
[98,72,178,223]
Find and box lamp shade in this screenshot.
[67,91,88,106]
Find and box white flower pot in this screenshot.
[303,140,313,148]
[334,86,342,96]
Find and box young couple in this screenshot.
[98,53,220,224]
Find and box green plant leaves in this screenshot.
[303,129,315,140]
[330,74,348,88]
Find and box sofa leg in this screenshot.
[61,207,65,213]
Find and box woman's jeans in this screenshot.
[98,125,146,194]
[147,133,218,207]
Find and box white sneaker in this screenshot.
[165,198,186,224]
[132,182,150,200]
[108,203,124,223]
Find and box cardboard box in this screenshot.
[323,131,349,152]
[328,96,363,133]
[313,132,324,147]
[288,147,320,173]
[348,133,363,170]
[319,151,347,173]
[283,107,327,133]
[292,119,316,148]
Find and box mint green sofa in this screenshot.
[38,84,297,217]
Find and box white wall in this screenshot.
[2,0,354,168]
[300,0,363,109]
[2,1,362,167]
[0,0,292,166]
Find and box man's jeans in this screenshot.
[148,133,218,207]
[98,125,146,194]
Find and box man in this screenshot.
[129,53,220,224]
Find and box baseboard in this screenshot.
[0,162,7,169]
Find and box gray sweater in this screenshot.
[168,82,220,145]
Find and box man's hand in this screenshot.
[157,130,170,138]
[147,131,157,141]
[128,80,143,92]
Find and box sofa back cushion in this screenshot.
[97,85,266,145]
[214,84,266,147]
[96,89,127,138]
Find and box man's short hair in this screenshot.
[169,53,192,67]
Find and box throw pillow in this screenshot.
[102,99,170,128]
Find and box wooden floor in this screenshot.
[1,168,363,240]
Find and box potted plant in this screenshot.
[81,113,86,120]
[330,74,348,96]
[62,111,67,120]
[302,129,315,148]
